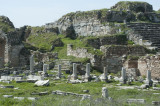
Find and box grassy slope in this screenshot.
[0,16,15,33]
[26,28,104,62]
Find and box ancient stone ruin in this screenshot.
[0,1,160,105]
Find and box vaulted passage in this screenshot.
[0,38,6,68]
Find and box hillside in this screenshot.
[0,1,160,106]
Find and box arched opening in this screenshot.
[0,38,6,68]
[136,7,145,13]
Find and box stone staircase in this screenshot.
[53,59,71,71]
[127,23,160,50]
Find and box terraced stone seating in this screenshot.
[127,23,160,50]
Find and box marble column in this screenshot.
[30,55,34,74]
[42,64,48,77]
[43,64,47,73]
[84,63,91,81]
[71,63,78,80]
[100,67,108,82]
[120,67,126,84]
[145,70,153,86]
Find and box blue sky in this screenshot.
[0,0,159,28]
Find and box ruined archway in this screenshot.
[136,7,145,13]
[0,38,6,68]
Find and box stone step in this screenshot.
[127,23,160,51]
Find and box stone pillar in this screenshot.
[71,63,78,80]
[30,55,34,74]
[58,64,61,78]
[100,67,108,82]
[43,64,47,73]
[139,39,143,45]
[84,63,91,82]
[145,70,153,86]
[120,67,126,84]
[102,87,108,98]
[42,64,48,77]
[123,20,127,24]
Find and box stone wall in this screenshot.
[0,38,6,67]
[67,44,147,73]
[138,55,160,79]
[0,31,9,68]
[85,34,127,49]
[67,44,94,59]
[67,44,102,70]
[31,51,58,63]
[100,45,146,57]
[9,45,24,67]
[0,30,25,68]
[100,45,146,73]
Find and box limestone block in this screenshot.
[35,80,49,86]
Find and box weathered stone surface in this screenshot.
[140,84,149,89]
[153,93,160,95]
[111,1,153,13]
[127,23,160,50]
[153,87,160,90]
[3,95,13,98]
[2,85,14,88]
[120,67,127,84]
[102,87,108,98]
[144,70,153,86]
[39,92,49,96]
[35,80,49,86]
[138,55,160,79]
[27,97,38,101]
[14,97,25,100]
[70,63,78,80]
[152,101,160,105]
[99,67,108,82]
[83,90,89,93]
[84,63,91,82]
[81,94,91,101]
[127,99,145,104]
[27,75,44,81]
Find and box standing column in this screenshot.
[147,70,151,81]
[120,67,126,84]
[43,64,47,73]
[145,70,152,86]
[42,64,48,77]
[100,67,108,82]
[71,63,78,80]
[30,55,34,74]
[102,87,109,98]
[58,64,61,78]
[84,63,91,82]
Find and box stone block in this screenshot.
[3,95,13,98]
[127,99,145,104]
[35,80,49,86]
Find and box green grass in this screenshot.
[27,30,59,51]
[0,68,159,106]
[0,16,15,33]
[0,76,159,106]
